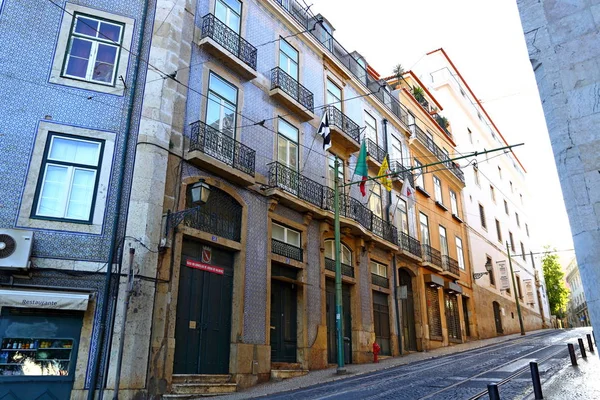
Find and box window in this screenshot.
[391,136,403,166]
[324,240,351,265]
[272,222,301,247]
[439,225,448,257]
[369,182,383,218]
[326,79,342,110]
[215,0,241,33]
[467,127,472,144]
[490,185,496,203]
[395,198,409,235]
[449,190,458,216]
[495,219,502,243]
[456,237,465,270]
[473,167,480,186]
[515,212,520,227]
[510,181,513,193]
[277,118,299,170]
[516,275,523,299]
[498,166,502,180]
[327,156,344,189]
[33,134,103,222]
[279,39,298,80]
[370,261,387,277]
[206,72,238,137]
[364,111,377,143]
[420,213,430,245]
[487,256,495,286]
[526,223,530,237]
[521,242,526,261]
[414,159,424,189]
[520,193,524,205]
[433,176,442,204]
[504,200,509,215]
[479,204,487,229]
[509,231,515,252]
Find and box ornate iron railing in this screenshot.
[366,138,386,164]
[399,232,422,258]
[270,67,314,112]
[371,273,389,288]
[412,124,464,183]
[326,106,360,143]
[323,188,372,232]
[200,13,257,70]
[372,213,398,245]
[419,98,431,112]
[391,161,414,187]
[274,0,410,127]
[271,238,303,262]
[422,244,442,268]
[442,255,460,276]
[189,120,256,176]
[324,257,354,278]
[268,162,324,208]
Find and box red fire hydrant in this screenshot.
[373,341,381,363]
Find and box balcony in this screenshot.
[325,257,354,278]
[272,238,303,262]
[187,120,256,185]
[371,273,389,288]
[398,231,422,260]
[198,13,257,80]
[421,244,442,270]
[442,255,460,277]
[411,124,465,183]
[366,138,387,168]
[267,162,398,246]
[326,106,361,153]
[270,67,315,121]
[391,161,414,187]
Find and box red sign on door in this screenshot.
[186,259,224,275]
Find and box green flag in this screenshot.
[355,140,368,196]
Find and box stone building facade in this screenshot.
[565,258,590,328]
[517,0,600,340]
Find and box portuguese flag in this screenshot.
[355,140,369,196]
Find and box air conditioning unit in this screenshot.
[0,229,33,270]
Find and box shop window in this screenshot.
[0,337,74,376]
[426,286,442,339]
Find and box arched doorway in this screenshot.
[398,268,417,351]
[493,301,503,335]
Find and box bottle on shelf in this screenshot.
[33,340,39,350]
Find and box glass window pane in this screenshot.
[287,61,298,80]
[96,44,118,63]
[49,137,100,166]
[277,135,288,165]
[288,142,298,170]
[342,246,351,264]
[280,40,298,62]
[66,169,96,220]
[99,22,122,42]
[38,165,70,217]
[74,16,99,37]
[223,0,242,13]
[272,223,285,241]
[278,119,298,141]
[287,229,300,246]
[209,73,238,104]
[324,240,333,259]
[65,56,90,79]
[69,38,92,59]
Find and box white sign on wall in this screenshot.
[524,279,535,304]
[497,260,510,290]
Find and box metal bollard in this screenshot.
[587,333,594,352]
[487,383,501,400]
[578,338,587,358]
[530,361,543,399]
[568,343,578,366]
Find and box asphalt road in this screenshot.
[259,329,591,400]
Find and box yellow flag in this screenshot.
[378,155,393,192]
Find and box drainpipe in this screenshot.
[87,1,149,399]
[382,118,403,355]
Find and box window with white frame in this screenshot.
[324,240,352,265]
[215,0,241,33]
[63,14,124,85]
[439,225,448,257]
[490,185,496,203]
[420,212,430,245]
[509,231,515,252]
[33,134,103,222]
[473,167,480,186]
[370,261,387,277]
[433,176,442,203]
[495,219,502,243]
[449,190,458,216]
[456,237,465,270]
[277,118,298,170]
[504,199,509,215]
[326,79,342,110]
[279,38,298,80]
[515,212,520,227]
[395,197,409,235]
[369,182,383,218]
[364,111,377,143]
[206,72,238,138]
[414,158,424,188]
[498,166,502,180]
[479,204,487,229]
[272,222,301,247]
[327,156,344,189]
[520,242,526,261]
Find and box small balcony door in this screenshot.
[277,118,299,194]
[215,0,241,33]
[205,72,238,164]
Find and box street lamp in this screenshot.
[473,259,493,280]
[190,179,211,205]
[165,179,211,234]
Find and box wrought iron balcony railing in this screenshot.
[268,162,398,245]
[422,244,442,268]
[399,231,422,258]
[189,120,256,176]
[325,257,354,278]
[412,124,464,183]
[371,273,389,288]
[272,238,303,262]
[366,138,387,164]
[200,13,257,71]
[442,255,460,276]
[326,106,361,144]
[270,67,314,112]
[391,161,414,187]
[274,0,410,127]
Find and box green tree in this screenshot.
[541,248,569,317]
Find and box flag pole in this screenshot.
[333,155,346,374]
